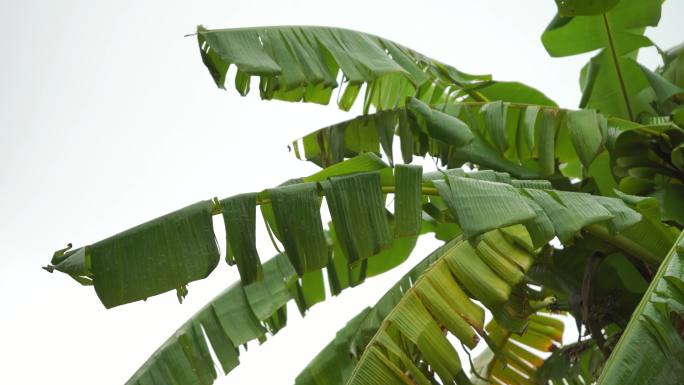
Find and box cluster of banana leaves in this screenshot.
[45,0,684,384]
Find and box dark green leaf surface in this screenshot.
[90,200,219,309]
[323,172,392,264]
[220,193,262,283]
[270,183,328,275]
[393,164,423,237]
[640,64,684,103]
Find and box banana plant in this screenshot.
[45,0,684,384]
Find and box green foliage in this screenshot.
[197,25,490,112]
[90,200,220,309]
[542,0,665,120]
[597,232,684,385]
[45,2,684,385]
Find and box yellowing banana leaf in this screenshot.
[300,229,546,385]
[471,314,564,385]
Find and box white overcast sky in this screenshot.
[1,1,683,384]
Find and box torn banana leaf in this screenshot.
[597,230,684,385]
[428,171,643,249]
[220,193,262,284]
[270,182,329,275]
[124,254,294,385]
[197,25,491,112]
[47,159,657,310]
[91,200,220,309]
[323,171,392,265]
[293,101,624,188]
[393,164,423,237]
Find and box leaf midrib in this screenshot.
[602,13,634,121]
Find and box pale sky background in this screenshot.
[1,1,683,384]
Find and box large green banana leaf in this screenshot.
[47,157,400,308]
[47,160,653,308]
[293,99,624,183]
[597,230,684,385]
[294,238,461,385]
[111,169,656,385]
[41,7,684,385]
[294,98,684,227]
[542,0,664,120]
[294,98,684,195]
[196,26,554,112]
